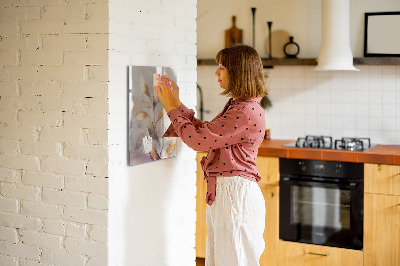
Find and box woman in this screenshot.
[155,45,267,266]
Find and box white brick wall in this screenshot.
[0,1,109,265]
[108,0,198,265]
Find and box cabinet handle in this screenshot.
[309,252,329,257]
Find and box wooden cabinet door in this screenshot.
[196,152,208,258]
[364,193,400,266]
[256,156,279,186]
[278,241,363,266]
[365,164,400,196]
[259,185,279,266]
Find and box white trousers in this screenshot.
[205,176,266,266]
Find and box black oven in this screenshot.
[279,158,364,250]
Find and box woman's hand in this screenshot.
[162,76,181,108]
[154,80,176,113]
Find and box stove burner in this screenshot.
[290,136,372,151]
[334,137,371,151]
[295,135,333,149]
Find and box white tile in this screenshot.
[382,91,396,104]
[330,89,343,103]
[369,91,382,104]
[342,116,356,129]
[355,90,368,104]
[330,116,342,128]
[368,104,383,118]
[342,128,356,137]
[342,103,355,116]
[355,129,369,139]
[369,117,383,130]
[382,131,397,144]
[317,89,330,103]
[317,102,330,115]
[369,130,383,144]
[317,115,330,128]
[330,103,342,116]
[355,117,369,130]
[382,104,396,118]
[383,117,397,131]
[342,90,355,104]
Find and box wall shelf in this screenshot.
[197,57,400,68]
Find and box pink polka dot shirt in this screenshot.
[163,97,266,206]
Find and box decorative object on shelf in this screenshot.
[283,36,300,58]
[225,16,243,48]
[251,7,256,48]
[265,29,290,59]
[267,21,273,58]
[364,11,400,57]
[128,66,177,166]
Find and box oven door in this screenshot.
[279,177,363,250]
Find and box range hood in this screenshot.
[314,0,359,71]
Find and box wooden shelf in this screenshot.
[197,57,400,68]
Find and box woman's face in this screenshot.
[215,64,229,89]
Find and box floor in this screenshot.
[196,257,205,266]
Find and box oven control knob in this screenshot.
[334,167,341,174]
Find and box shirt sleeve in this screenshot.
[167,106,252,152]
[163,103,204,138]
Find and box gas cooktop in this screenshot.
[283,135,376,152]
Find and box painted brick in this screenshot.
[0,183,41,201]
[86,160,108,177]
[41,158,86,176]
[20,230,62,251]
[22,171,63,189]
[0,212,42,230]
[35,96,85,113]
[0,66,38,81]
[0,22,18,36]
[65,222,86,239]
[19,259,42,266]
[87,65,108,82]
[42,4,85,20]
[39,127,81,144]
[42,35,86,51]
[43,188,86,208]
[0,81,17,96]
[0,196,18,213]
[86,256,107,266]
[64,144,108,161]
[82,98,109,114]
[86,3,108,20]
[0,125,37,141]
[0,36,42,52]
[88,225,107,243]
[0,110,17,125]
[0,168,16,183]
[64,50,108,66]
[20,141,62,157]
[63,20,108,34]
[0,51,18,66]
[18,111,62,127]
[43,219,66,235]
[65,238,107,257]
[0,226,18,243]
[64,113,108,129]
[86,34,108,51]
[20,51,63,66]
[19,80,62,97]
[64,175,108,194]
[83,129,108,146]
[20,21,62,35]
[63,81,108,98]
[0,153,39,170]
[63,207,107,226]
[0,138,19,154]
[37,66,85,82]
[0,254,17,266]
[41,248,86,266]
[0,241,40,261]
[0,6,40,21]
[21,200,63,219]
[88,194,108,210]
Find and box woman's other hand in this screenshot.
[162,76,181,109]
[155,80,176,113]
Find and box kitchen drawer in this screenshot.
[365,163,400,196]
[278,241,363,266]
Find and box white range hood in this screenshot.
[314,0,359,71]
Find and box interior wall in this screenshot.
[0,1,109,265]
[197,0,400,58]
[108,0,198,265]
[197,0,400,145]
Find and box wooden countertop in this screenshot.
[258,139,400,165]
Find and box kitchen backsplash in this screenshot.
[197,65,400,145]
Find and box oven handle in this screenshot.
[281,177,358,188]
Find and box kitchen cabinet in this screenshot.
[364,163,400,266]
[195,154,280,265]
[278,241,363,266]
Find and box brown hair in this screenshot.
[215,45,267,98]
